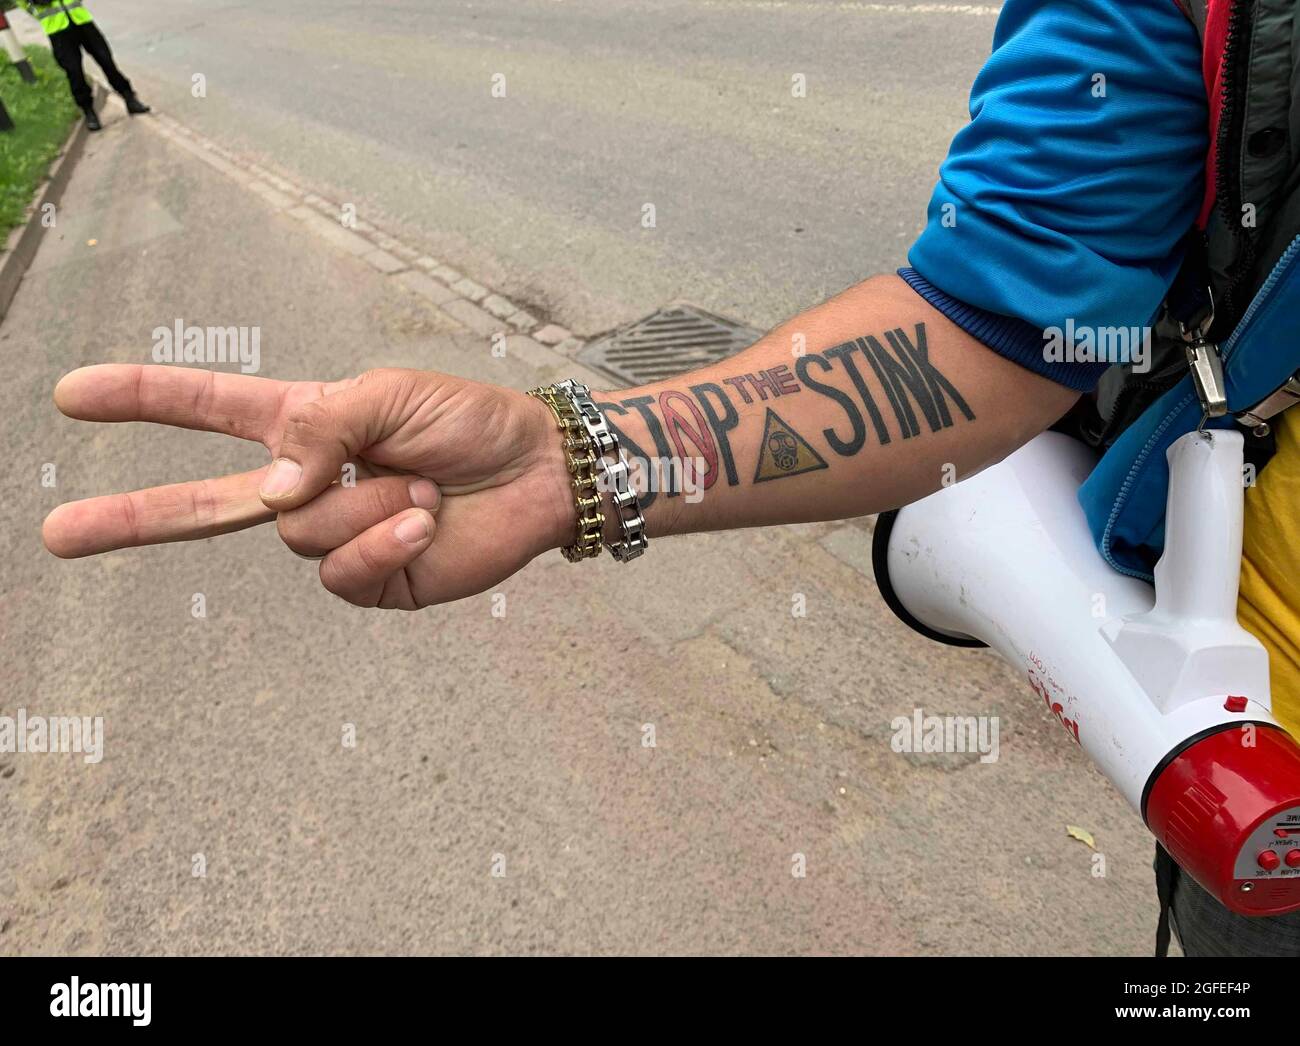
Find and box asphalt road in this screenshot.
[0,2,1166,955]
[86,0,994,335]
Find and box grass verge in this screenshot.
[0,45,79,241]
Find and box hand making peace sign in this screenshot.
[42,365,573,609]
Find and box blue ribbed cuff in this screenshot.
[897,267,1108,393]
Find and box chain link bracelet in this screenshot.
[528,379,649,563]
[528,384,605,562]
[553,379,648,563]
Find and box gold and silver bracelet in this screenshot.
[528,383,605,562]
[528,379,649,563]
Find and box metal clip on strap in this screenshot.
[1237,374,1300,438]
[1186,339,1228,433]
[1174,285,1300,439]
[1179,294,1227,433]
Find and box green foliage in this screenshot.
[0,45,79,239]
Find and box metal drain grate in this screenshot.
[576,304,761,387]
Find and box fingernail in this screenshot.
[408,478,440,511]
[261,458,302,498]
[395,511,431,544]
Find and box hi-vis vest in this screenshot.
[1075,0,1300,581]
[23,1,93,36]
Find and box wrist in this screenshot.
[523,393,583,555]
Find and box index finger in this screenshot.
[54,365,291,444]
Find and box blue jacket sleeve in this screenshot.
[903,0,1207,392]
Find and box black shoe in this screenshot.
[124,95,150,115]
[82,108,102,131]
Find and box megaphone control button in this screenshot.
[1258,850,1281,871]
[1286,850,1300,868]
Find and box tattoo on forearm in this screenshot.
[688,383,740,487]
[818,342,890,447]
[597,321,974,493]
[753,408,828,483]
[721,364,801,404]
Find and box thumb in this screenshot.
[260,371,408,511]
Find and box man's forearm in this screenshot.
[590,274,1080,541]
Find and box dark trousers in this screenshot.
[1156,845,1300,956]
[49,22,133,111]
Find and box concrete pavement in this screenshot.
[0,105,1163,955]
[60,0,998,338]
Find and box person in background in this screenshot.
[20,1,148,130]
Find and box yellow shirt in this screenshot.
[1239,409,1300,737]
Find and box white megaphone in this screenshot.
[873,428,1300,915]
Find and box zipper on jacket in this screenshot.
[1213,0,1256,332]
[1221,233,1300,360]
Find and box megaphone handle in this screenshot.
[1154,429,1245,621]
